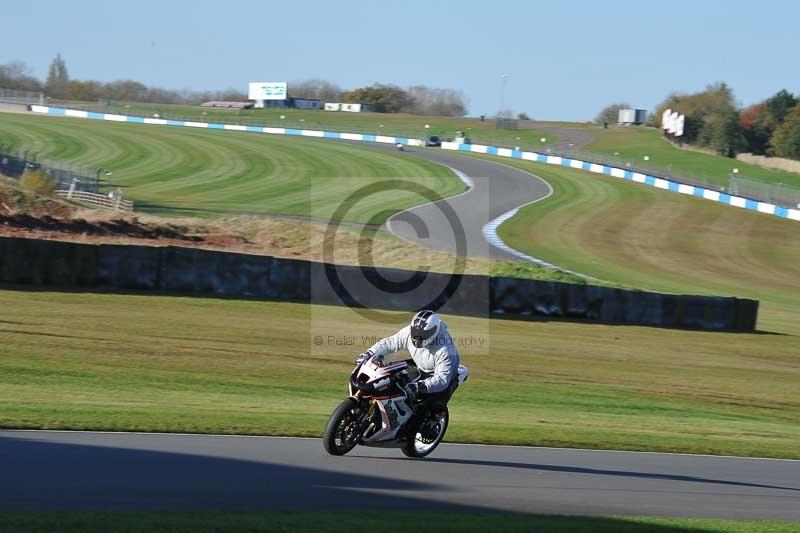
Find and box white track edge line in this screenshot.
[460,157,595,279]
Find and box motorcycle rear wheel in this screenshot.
[402,402,449,458]
[323,398,364,456]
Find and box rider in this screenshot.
[357,310,460,404]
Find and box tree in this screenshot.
[739,102,771,154]
[652,83,740,147]
[105,79,148,102]
[45,54,69,98]
[405,85,468,117]
[595,102,630,124]
[289,79,343,103]
[700,107,745,156]
[144,86,183,104]
[517,112,531,120]
[763,89,797,128]
[64,80,103,102]
[0,61,42,92]
[341,84,411,113]
[770,105,800,160]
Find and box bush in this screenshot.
[595,102,631,124]
[341,84,411,113]
[19,169,57,196]
[490,261,586,284]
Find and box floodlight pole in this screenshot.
[499,74,509,115]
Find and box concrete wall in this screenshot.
[0,237,759,331]
[0,102,31,112]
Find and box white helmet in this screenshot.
[410,310,441,348]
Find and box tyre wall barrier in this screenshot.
[441,142,800,222]
[0,237,759,331]
[29,105,425,147]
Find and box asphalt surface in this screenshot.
[2,430,798,520]
[376,146,552,261]
[521,120,598,153]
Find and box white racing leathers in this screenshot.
[365,323,460,393]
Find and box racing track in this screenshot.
[2,430,798,520]
[5,115,798,522]
[383,147,551,262]
[339,142,555,265]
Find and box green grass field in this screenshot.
[45,100,800,190]
[1,286,798,459]
[0,113,463,221]
[1,511,795,533]
[54,100,559,149]
[586,126,800,188]
[1,109,799,461]
[482,155,800,335]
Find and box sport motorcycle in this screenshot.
[323,353,468,458]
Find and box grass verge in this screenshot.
[0,511,796,533]
[1,287,798,459]
[586,126,800,188]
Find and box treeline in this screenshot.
[285,80,467,116]
[1,55,468,116]
[650,83,800,160]
[0,55,247,105]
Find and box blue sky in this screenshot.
[3,0,798,120]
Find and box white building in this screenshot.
[617,108,648,125]
[324,102,372,113]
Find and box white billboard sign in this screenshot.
[674,114,685,137]
[670,111,680,134]
[661,108,685,137]
[248,82,287,100]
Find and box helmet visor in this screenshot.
[410,325,437,348]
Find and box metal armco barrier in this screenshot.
[0,237,759,331]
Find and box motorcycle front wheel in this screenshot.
[323,398,364,456]
[402,402,449,458]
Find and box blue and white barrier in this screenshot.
[441,142,800,222]
[29,106,425,147]
[482,206,593,278]
[26,105,800,222]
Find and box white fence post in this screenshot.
[67,177,78,199]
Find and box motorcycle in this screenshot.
[323,353,468,458]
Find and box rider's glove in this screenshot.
[405,381,427,400]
